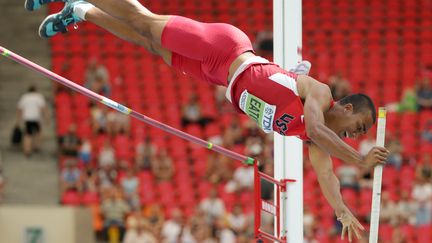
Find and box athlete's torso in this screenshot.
[226,58,309,140]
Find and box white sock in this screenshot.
[73,2,95,20]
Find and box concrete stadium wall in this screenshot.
[0,206,94,243]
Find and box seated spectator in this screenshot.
[90,103,108,134]
[336,164,359,190]
[85,57,110,92]
[60,158,82,193]
[135,137,158,170]
[58,124,80,157]
[226,204,247,234]
[386,88,418,112]
[225,164,254,193]
[358,167,373,189]
[380,192,398,225]
[101,188,130,242]
[151,149,174,182]
[206,153,232,183]
[391,226,408,243]
[245,136,264,157]
[421,121,432,143]
[124,211,157,243]
[120,168,140,210]
[396,191,417,225]
[81,167,98,193]
[411,177,432,225]
[416,153,432,182]
[142,204,164,233]
[214,217,236,243]
[416,76,432,110]
[161,208,194,243]
[90,75,111,97]
[358,132,375,157]
[223,118,245,147]
[386,139,404,170]
[199,188,225,223]
[107,109,130,136]
[328,72,351,100]
[253,29,273,58]
[78,138,92,166]
[98,165,118,191]
[99,140,116,168]
[181,93,212,127]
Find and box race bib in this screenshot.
[239,90,276,133]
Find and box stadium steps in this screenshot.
[0,1,58,204]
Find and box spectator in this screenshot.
[206,153,232,183]
[101,189,130,242]
[214,217,236,243]
[16,85,49,157]
[85,57,110,92]
[124,211,157,243]
[135,137,158,170]
[411,177,432,225]
[336,164,359,190]
[161,208,194,243]
[78,138,92,166]
[358,167,373,189]
[380,192,398,225]
[99,165,118,191]
[142,204,164,233]
[358,132,375,157]
[199,188,225,223]
[151,149,174,182]
[391,226,408,243]
[90,103,108,134]
[60,159,82,193]
[58,124,80,157]
[120,168,140,210]
[386,139,404,170]
[416,76,432,110]
[386,88,418,112]
[226,204,247,234]
[107,109,130,136]
[99,140,116,168]
[328,72,351,100]
[225,163,254,193]
[181,93,212,127]
[81,167,98,193]
[253,29,273,58]
[396,191,417,225]
[421,121,432,143]
[416,153,432,182]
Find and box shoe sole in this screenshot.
[24,0,39,11]
[38,13,57,38]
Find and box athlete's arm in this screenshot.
[309,143,364,241]
[297,75,365,164]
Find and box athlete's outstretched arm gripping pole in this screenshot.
[0,46,255,165]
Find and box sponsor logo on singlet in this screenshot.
[239,90,276,133]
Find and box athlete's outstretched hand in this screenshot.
[336,207,365,242]
[361,146,389,168]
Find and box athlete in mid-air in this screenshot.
[26,0,389,241]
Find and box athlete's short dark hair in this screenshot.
[338,93,376,123]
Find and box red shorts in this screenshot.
[161,16,254,86]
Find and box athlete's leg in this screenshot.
[86,0,169,44]
[84,6,172,65]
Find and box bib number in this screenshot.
[239,90,276,133]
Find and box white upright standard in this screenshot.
[273,0,303,242]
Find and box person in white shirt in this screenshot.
[17,85,48,157]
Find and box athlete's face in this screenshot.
[333,104,374,139]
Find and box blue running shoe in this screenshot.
[38,0,83,38]
[25,0,66,11]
